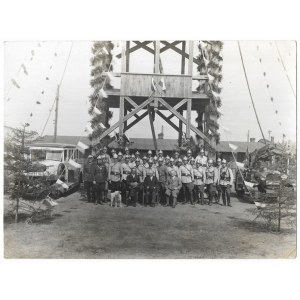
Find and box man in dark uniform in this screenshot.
[157,157,168,204]
[143,170,158,207]
[108,153,122,193]
[92,156,108,205]
[165,170,182,208]
[219,159,234,206]
[121,155,131,202]
[126,168,142,207]
[205,159,218,206]
[83,154,94,202]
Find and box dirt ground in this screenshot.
[4,190,296,259]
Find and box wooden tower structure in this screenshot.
[98,41,215,150]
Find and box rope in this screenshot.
[237,41,267,145]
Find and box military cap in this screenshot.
[103,146,107,150]
[208,159,213,164]
[217,158,221,162]
[131,154,135,158]
[118,152,123,156]
[88,155,93,159]
[165,155,170,160]
[125,155,130,159]
[158,157,163,162]
[111,149,116,153]
[158,150,163,154]
[135,158,140,162]
[125,147,129,151]
[113,154,118,159]
[200,148,204,153]
[142,156,147,160]
[97,155,103,159]
[148,158,153,163]
[178,158,183,163]
[153,155,158,160]
[148,150,152,154]
[187,149,192,154]
[170,157,174,162]
[190,157,195,161]
[183,156,188,161]
[135,151,140,155]
[174,151,179,154]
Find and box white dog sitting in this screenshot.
[110,191,122,207]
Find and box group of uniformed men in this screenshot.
[83,146,234,208]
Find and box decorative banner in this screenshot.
[93,106,101,115]
[103,47,109,55]
[203,57,210,66]
[99,122,107,130]
[68,159,82,169]
[236,162,245,169]
[245,181,255,189]
[159,78,166,91]
[207,74,214,82]
[229,143,238,151]
[151,77,157,91]
[212,90,219,98]
[11,79,20,88]
[99,88,108,98]
[77,141,89,153]
[56,179,69,190]
[21,64,28,75]
[85,122,94,134]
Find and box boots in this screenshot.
[190,191,194,205]
[172,197,177,208]
[164,196,170,207]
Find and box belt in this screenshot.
[182,173,191,176]
[195,176,203,179]
[123,171,130,174]
[111,171,120,175]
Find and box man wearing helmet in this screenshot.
[91,156,108,205]
[126,168,142,207]
[135,151,143,164]
[153,155,158,167]
[142,156,149,169]
[129,154,136,169]
[173,151,180,166]
[83,154,95,202]
[179,156,194,205]
[121,155,131,202]
[193,160,206,205]
[145,158,159,178]
[186,149,193,164]
[158,150,164,162]
[205,159,218,206]
[108,153,122,193]
[124,147,130,157]
[195,148,207,167]
[167,157,180,178]
[219,159,234,206]
[102,146,111,165]
[147,150,152,161]
[215,158,222,202]
[157,157,168,204]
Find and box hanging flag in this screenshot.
[103,47,109,55]
[93,106,101,115]
[236,162,245,169]
[212,90,219,99]
[245,181,255,189]
[207,74,214,82]
[21,64,28,75]
[203,56,210,66]
[56,179,69,190]
[229,143,238,151]
[77,141,89,153]
[159,78,166,91]
[11,79,20,88]
[100,88,108,98]
[99,122,107,130]
[36,101,41,104]
[85,122,94,134]
[68,159,82,169]
[151,78,157,91]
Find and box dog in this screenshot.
[110,191,122,207]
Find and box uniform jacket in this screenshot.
[193,166,206,185]
[126,174,141,188]
[121,163,132,181]
[195,155,208,166]
[142,162,149,169]
[166,176,182,190]
[167,165,180,178]
[83,161,94,182]
[144,175,158,189]
[136,165,145,180]
[219,166,234,186]
[145,165,159,178]
[157,164,168,183]
[179,164,194,183]
[109,161,122,182]
[91,164,108,183]
[205,166,218,184]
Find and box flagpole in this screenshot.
[54,85,60,143]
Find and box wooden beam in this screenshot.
[160,41,201,66]
[156,111,179,132]
[148,105,158,152]
[181,41,186,74]
[173,98,188,111]
[186,99,192,138]
[126,41,130,72]
[119,97,125,135]
[116,41,152,59]
[157,97,212,145]
[124,96,138,109]
[188,40,194,76]
[124,106,128,130]
[178,109,183,147]
[160,41,182,54]
[125,110,148,132]
[154,41,160,73]
[99,97,154,141]
[133,41,155,55]
[167,113,175,120]
[121,42,126,72]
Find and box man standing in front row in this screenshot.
[179,156,194,205]
[83,154,94,202]
[165,170,182,208]
[219,159,234,207]
[205,159,218,206]
[144,170,158,207]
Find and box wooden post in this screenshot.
[119,97,124,135]
[126,41,130,72]
[178,109,183,146]
[186,99,192,139]
[124,106,128,131]
[119,41,127,136]
[148,105,158,152]
[188,40,194,76]
[181,41,186,75]
[54,85,60,143]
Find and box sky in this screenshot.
[3,40,296,143]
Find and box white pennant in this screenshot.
[93,106,101,115]
[56,179,69,190]
[100,88,108,98]
[151,78,157,91]
[85,122,94,134]
[236,162,245,169]
[103,47,109,55]
[160,78,166,91]
[207,74,215,82]
[203,57,210,66]
[245,181,255,189]
[77,141,89,153]
[68,159,82,169]
[229,143,238,151]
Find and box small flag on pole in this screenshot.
[151,78,157,91]
[203,57,210,66]
[100,88,108,98]
[103,47,109,55]
[229,143,238,151]
[236,162,245,169]
[245,181,255,189]
[159,78,166,91]
[77,141,89,153]
[207,74,214,82]
[68,159,82,169]
[85,122,94,134]
[99,122,107,130]
[93,106,101,115]
[56,179,69,190]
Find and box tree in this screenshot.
[88,41,115,145]
[196,41,223,151]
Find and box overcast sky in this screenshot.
[4,40,296,143]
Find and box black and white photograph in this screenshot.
[3,40,296,259]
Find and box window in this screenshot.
[46,151,63,161]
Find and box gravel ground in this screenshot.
[3,191,296,259]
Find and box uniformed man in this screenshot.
[145,158,159,178]
[219,159,234,207]
[179,156,194,205]
[101,153,110,202]
[147,150,152,161]
[135,151,143,164]
[205,159,218,206]
[165,170,182,208]
[128,154,136,169]
[173,151,180,166]
[135,158,145,181]
[195,148,208,167]
[157,157,168,204]
[126,168,142,207]
[110,149,116,159]
[158,150,164,162]
[215,158,222,202]
[117,151,123,163]
[190,157,196,168]
[83,155,94,202]
[187,149,193,163]
[108,153,122,193]
[102,146,111,165]
[143,170,158,207]
[167,157,180,178]
[92,156,108,205]
[121,155,132,201]
[193,161,206,205]
[153,155,158,167]
[124,147,130,157]
[164,155,170,167]
[142,156,149,169]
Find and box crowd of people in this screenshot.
[82,147,234,208]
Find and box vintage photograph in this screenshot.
[3,40,296,258]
